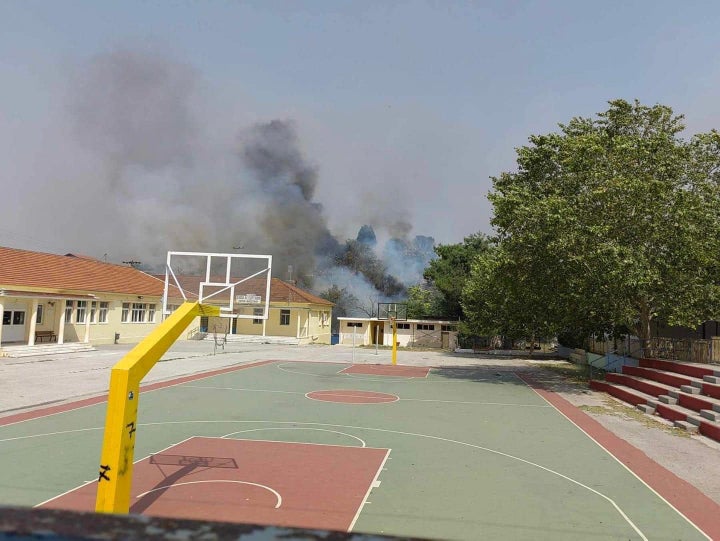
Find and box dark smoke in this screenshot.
[52,48,435,314]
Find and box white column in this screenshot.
[84,301,92,343]
[296,312,301,339]
[58,300,66,345]
[28,299,39,346]
[0,300,4,347]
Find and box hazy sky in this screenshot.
[2,0,720,261]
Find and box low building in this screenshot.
[0,246,333,351]
[337,317,459,349]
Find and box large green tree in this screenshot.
[423,233,493,319]
[477,100,720,345]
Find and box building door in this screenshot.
[441,331,450,349]
[2,308,27,342]
[200,316,209,333]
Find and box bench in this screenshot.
[35,330,57,343]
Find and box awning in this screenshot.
[0,290,97,301]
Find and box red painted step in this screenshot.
[623,365,694,388]
[605,372,671,397]
[590,380,654,406]
[639,358,715,379]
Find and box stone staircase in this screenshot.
[0,342,96,358]
[203,334,301,346]
[590,358,720,443]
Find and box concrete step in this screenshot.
[637,404,656,414]
[0,343,95,358]
[704,375,720,384]
[700,409,720,422]
[658,395,677,405]
[674,420,699,433]
[681,384,701,394]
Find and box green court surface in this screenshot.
[0,360,711,540]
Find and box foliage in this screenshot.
[423,233,493,319]
[480,99,720,342]
[406,283,445,318]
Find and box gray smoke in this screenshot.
[12,47,432,310]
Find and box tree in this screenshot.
[423,233,493,319]
[484,99,720,345]
[406,283,445,319]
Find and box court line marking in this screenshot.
[516,373,711,541]
[136,480,282,509]
[0,360,275,428]
[305,391,400,404]
[34,436,196,508]
[220,428,367,448]
[21,419,647,538]
[276,362,495,383]
[338,365,431,379]
[348,448,391,532]
[173,383,551,407]
[136,420,647,539]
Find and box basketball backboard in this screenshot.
[163,251,272,320]
[377,302,408,321]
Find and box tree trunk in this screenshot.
[636,301,652,357]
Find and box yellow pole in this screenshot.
[391,317,398,365]
[95,302,219,514]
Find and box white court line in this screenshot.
[400,398,551,407]
[517,374,711,541]
[136,480,282,509]
[184,385,304,395]
[348,448,391,532]
[221,428,367,447]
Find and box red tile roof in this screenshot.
[0,246,169,296]
[160,275,333,307]
[0,246,332,306]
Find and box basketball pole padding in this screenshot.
[95,301,220,514]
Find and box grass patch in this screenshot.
[534,362,597,384]
[579,397,690,438]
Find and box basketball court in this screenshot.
[0,252,718,540]
[1,358,719,540]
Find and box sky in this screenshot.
[1,0,720,265]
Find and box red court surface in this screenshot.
[340,364,430,378]
[306,389,399,404]
[42,437,390,532]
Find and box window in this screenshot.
[396,323,410,330]
[321,311,329,326]
[253,308,263,324]
[131,303,145,322]
[347,322,363,328]
[280,309,290,326]
[65,301,74,323]
[76,301,87,324]
[90,302,97,323]
[12,311,25,325]
[148,304,156,323]
[99,302,109,323]
[121,303,130,323]
[2,311,10,325]
[441,325,457,332]
[417,324,435,331]
[36,304,43,324]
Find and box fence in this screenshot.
[588,335,719,364]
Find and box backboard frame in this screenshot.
[163,251,273,320]
[377,302,408,321]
